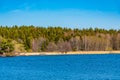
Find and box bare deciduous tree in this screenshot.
[32,37,46,52]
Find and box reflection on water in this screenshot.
[0,54,120,80]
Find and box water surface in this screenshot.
[0,54,120,80]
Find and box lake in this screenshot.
[0,54,120,80]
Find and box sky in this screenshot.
[0,0,120,29]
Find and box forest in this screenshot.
[0,25,120,54]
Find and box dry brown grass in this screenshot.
[19,51,120,56]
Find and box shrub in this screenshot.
[0,39,14,55]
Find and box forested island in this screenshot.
[0,25,120,56]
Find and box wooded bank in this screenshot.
[0,26,120,55]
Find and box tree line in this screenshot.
[0,25,120,54]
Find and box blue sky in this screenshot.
[0,0,120,29]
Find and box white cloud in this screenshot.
[10,9,22,13]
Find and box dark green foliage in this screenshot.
[0,26,120,52]
[0,39,14,54]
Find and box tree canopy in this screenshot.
[0,25,120,53]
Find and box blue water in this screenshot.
[0,54,120,80]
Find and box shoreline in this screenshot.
[19,51,120,56]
